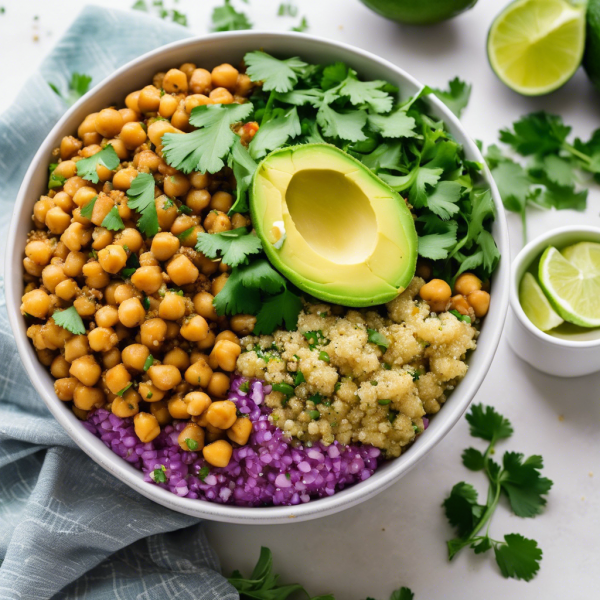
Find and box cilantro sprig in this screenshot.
[76,145,119,184]
[52,306,85,335]
[443,404,552,581]
[48,72,92,106]
[126,172,159,237]
[196,227,262,267]
[486,111,593,244]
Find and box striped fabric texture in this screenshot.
[0,6,238,599]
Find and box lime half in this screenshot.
[538,245,600,328]
[519,272,564,331]
[487,0,586,96]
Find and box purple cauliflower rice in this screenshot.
[84,377,382,507]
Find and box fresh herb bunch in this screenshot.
[228,546,413,600]
[48,72,92,106]
[162,51,499,287]
[486,111,599,244]
[443,404,552,581]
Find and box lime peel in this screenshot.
[519,272,563,332]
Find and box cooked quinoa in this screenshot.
[236,277,478,458]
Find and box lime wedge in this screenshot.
[561,241,600,274]
[539,245,600,328]
[487,0,586,96]
[519,272,564,331]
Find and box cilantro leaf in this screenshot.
[432,78,471,118]
[490,159,530,216]
[211,0,252,31]
[359,141,402,172]
[244,51,308,93]
[418,221,457,260]
[52,306,85,335]
[126,172,159,237]
[367,329,389,351]
[390,588,414,600]
[499,112,570,156]
[317,104,367,142]
[237,259,286,294]
[254,288,303,334]
[76,145,119,184]
[321,62,348,90]
[48,164,66,190]
[228,138,258,214]
[425,181,462,220]
[291,16,309,32]
[466,404,513,442]
[443,482,485,540]
[101,206,125,231]
[368,108,417,139]
[195,228,263,268]
[478,230,501,275]
[461,448,484,471]
[80,196,97,220]
[500,453,553,518]
[338,69,393,113]
[163,103,254,174]
[465,189,495,248]
[493,534,542,581]
[274,88,324,107]
[249,107,301,159]
[49,72,92,106]
[213,268,262,316]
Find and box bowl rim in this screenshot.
[4,30,510,524]
[509,225,600,349]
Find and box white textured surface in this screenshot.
[2,0,599,597]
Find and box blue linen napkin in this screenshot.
[0,6,238,599]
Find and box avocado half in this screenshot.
[250,144,417,307]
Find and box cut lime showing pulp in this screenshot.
[538,245,600,328]
[487,0,586,96]
[519,272,564,331]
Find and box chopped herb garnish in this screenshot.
[285,472,291,480]
[177,226,195,240]
[303,330,324,350]
[89,249,98,260]
[308,409,320,420]
[334,382,341,392]
[272,382,295,397]
[450,309,472,324]
[185,438,199,451]
[371,380,378,386]
[142,296,150,310]
[318,350,330,363]
[291,16,308,32]
[178,204,193,215]
[293,370,305,386]
[101,206,125,231]
[388,409,399,423]
[239,381,250,393]
[411,370,421,382]
[80,196,98,219]
[378,399,391,405]
[367,329,389,352]
[143,354,154,372]
[52,306,85,335]
[121,252,140,279]
[146,392,153,399]
[116,382,133,397]
[48,163,66,189]
[309,393,323,405]
[152,467,167,483]
[382,363,391,370]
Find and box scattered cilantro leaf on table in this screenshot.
[52,306,85,335]
[49,72,92,106]
[126,172,159,237]
[195,227,263,268]
[443,403,552,581]
[76,145,119,184]
[432,77,471,118]
[163,103,253,174]
[211,0,252,31]
[291,16,309,32]
[278,2,298,17]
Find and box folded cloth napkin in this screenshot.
[0,6,238,599]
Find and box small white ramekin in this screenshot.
[507,225,600,378]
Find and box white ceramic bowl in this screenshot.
[507,225,600,377]
[5,31,510,524]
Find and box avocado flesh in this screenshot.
[250,144,418,307]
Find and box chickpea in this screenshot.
[227,417,253,445]
[102,347,122,369]
[42,264,67,293]
[163,68,188,94]
[95,108,124,138]
[450,294,471,316]
[177,423,205,452]
[82,261,110,289]
[105,363,131,395]
[455,273,482,296]
[202,439,233,467]
[180,315,209,342]
[150,400,171,425]
[119,107,139,124]
[64,176,88,198]
[415,260,432,281]
[73,294,97,317]
[70,355,101,387]
[118,297,146,328]
[131,265,163,294]
[210,339,241,372]
[88,327,118,352]
[60,135,82,160]
[159,94,179,118]
[114,228,144,253]
[209,87,234,105]
[211,273,229,296]
[114,284,135,304]
[61,222,92,252]
[50,355,70,379]
[36,348,56,366]
[215,330,239,345]
[25,240,53,266]
[209,191,233,213]
[185,189,211,214]
[125,90,141,113]
[53,191,75,213]
[467,290,490,318]
[45,207,71,234]
[134,150,161,172]
[165,321,180,340]
[41,320,73,350]
[207,372,230,399]
[33,197,55,224]
[64,335,89,363]
[197,329,216,351]
[137,85,161,113]
[138,381,165,402]
[184,358,213,388]
[163,347,190,371]
[419,279,452,313]
[184,391,212,417]
[158,292,186,321]
[93,305,118,328]
[53,241,70,261]
[98,244,127,274]
[205,400,236,430]
[235,73,254,96]
[189,68,212,95]
[134,412,161,443]
[64,251,86,277]
[78,112,98,138]
[191,291,216,321]
[204,210,231,234]
[163,173,190,198]
[73,385,105,411]
[120,121,147,150]
[121,343,150,372]
[189,171,210,189]
[230,313,256,335]
[149,232,179,262]
[54,377,78,401]
[111,392,140,418]
[156,195,179,231]
[140,318,167,348]
[21,289,50,319]
[204,422,225,443]
[148,364,181,391]
[112,167,138,191]
[166,254,199,286]
[91,227,114,251]
[148,120,182,147]
[55,279,78,301]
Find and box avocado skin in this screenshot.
[359,0,478,25]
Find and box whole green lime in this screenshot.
[359,0,478,25]
[584,0,600,90]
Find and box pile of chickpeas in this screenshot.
[417,269,491,318]
[21,60,261,469]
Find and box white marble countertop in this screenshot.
[1,0,599,597]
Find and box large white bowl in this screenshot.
[4,31,509,524]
